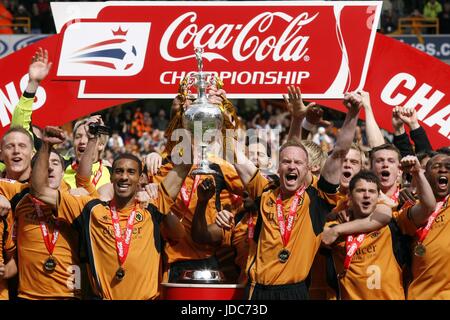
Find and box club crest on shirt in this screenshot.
[370,231,381,239]
[135,212,144,222]
[434,214,445,225]
[298,197,304,207]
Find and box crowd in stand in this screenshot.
[0,0,54,34]
[381,0,450,34]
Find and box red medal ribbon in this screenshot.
[109,201,137,266]
[275,186,306,247]
[31,196,59,256]
[247,213,255,241]
[180,174,201,208]
[416,194,449,244]
[343,233,366,271]
[91,159,103,186]
[399,198,416,211]
[72,159,103,186]
[390,186,400,205]
[231,193,242,206]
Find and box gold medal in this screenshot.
[278,249,290,263]
[44,256,57,272]
[115,266,125,281]
[414,243,426,257]
[275,187,305,264]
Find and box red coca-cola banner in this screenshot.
[0,1,448,148]
[52,1,380,99]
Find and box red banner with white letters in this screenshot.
[0,1,448,148]
[321,34,450,149]
[367,34,450,149]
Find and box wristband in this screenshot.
[23,91,36,99]
[301,118,316,131]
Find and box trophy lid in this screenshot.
[195,47,204,73]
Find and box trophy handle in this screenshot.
[212,76,224,90]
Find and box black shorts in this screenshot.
[247,281,309,300]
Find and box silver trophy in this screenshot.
[182,48,223,176]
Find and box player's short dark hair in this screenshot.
[349,170,381,193]
[435,147,450,156]
[112,153,143,175]
[425,153,450,173]
[417,150,438,163]
[369,143,401,163]
[31,148,65,170]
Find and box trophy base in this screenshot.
[191,167,218,176]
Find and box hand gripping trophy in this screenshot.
[182,48,224,175]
